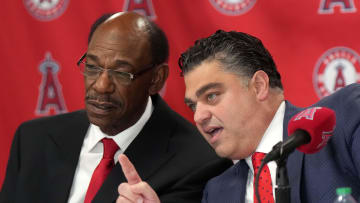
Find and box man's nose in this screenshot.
[92,70,115,94]
[193,103,211,125]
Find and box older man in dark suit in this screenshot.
[0,12,232,203]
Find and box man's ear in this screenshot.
[250,70,270,101]
[149,63,169,95]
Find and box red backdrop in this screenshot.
[1,0,360,187]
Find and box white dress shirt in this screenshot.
[67,97,154,203]
[239,101,285,203]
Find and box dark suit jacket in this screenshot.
[0,94,232,203]
[202,83,360,203]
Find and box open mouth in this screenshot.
[207,127,222,136]
[204,127,223,144]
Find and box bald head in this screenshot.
[104,12,149,32]
[88,12,169,65]
[93,12,150,46]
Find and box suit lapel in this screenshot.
[237,160,249,203]
[45,111,90,203]
[125,96,177,181]
[93,95,176,203]
[283,102,304,203]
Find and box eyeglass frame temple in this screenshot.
[77,53,87,66]
[76,52,156,81]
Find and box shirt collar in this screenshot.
[255,101,285,154]
[86,96,154,153]
[234,101,285,165]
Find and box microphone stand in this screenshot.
[274,143,291,203]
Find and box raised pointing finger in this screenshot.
[119,154,142,185]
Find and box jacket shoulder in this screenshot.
[17,110,88,134]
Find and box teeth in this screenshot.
[207,128,219,135]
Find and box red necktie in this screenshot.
[84,138,119,203]
[252,152,274,203]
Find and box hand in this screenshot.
[116,154,161,203]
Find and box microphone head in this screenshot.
[288,107,336,154]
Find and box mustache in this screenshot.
[85,94,122,107]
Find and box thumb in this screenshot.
[130,182,160,203]
[119,154,142,185]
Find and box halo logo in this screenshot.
[123,0,156,20]
[209,0,257,16]
[313,47,360,98]
[23,0,69,21]
[36,52,67,115]
[318,0,356,14]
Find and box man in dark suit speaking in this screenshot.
[180,30,360,203]
[114,30,360,203]
[0,12,231,203]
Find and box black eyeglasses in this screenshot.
[76,53,155,85]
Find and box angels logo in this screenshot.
[36,52,67,115]
[313,47,360,99]
[294,107,322,121]
[317,129,333,149]
[318,0,356,14]
[23,0,69,21]
[123,0,156,20]
[209,0,257,16]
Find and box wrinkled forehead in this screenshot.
[90,17,149,46]
[87,17,152,67]
[89,28,148,51]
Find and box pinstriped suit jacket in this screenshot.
[202,83,360,203]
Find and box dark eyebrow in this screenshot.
[184,82,223,107]
[113,60,134,69]
[195,82,223,98]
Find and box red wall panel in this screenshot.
[1,0,359,186]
